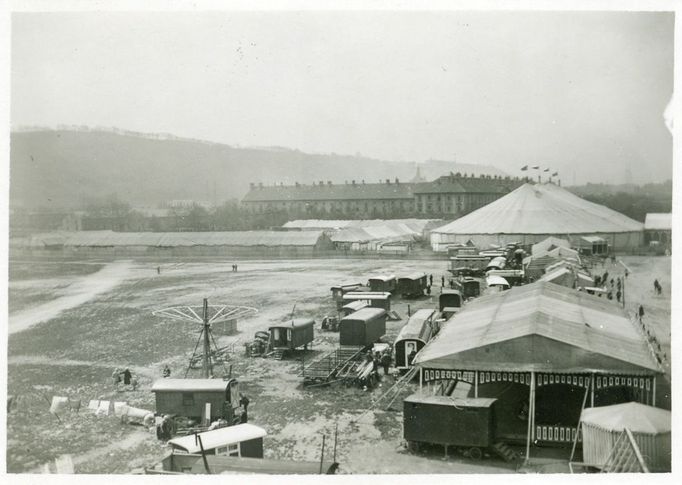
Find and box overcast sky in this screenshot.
[11,10,673,185]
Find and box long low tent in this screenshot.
[414,281,661,453]
[17,230,334,257]
[430,183,644,251]
[283,218,441,231]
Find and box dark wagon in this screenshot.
[397,273,428,298]
[368,275,397,293]
[439,289,463,311]
[151,378,243,424]
[404,394,498,459]
[339,308,387,347]
[394,309,437,371]
[268,318,315,351]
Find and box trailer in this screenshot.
[340,300,370,317]
[341,292,392,312]
[394,309,437,371]
[397,273,428,298]
[404,394,498,459]
[449,255,491,276]
[331,283,365,305]
[339,308,387,347]
[368,275,397,293]
[268,319,315,353]
[439,290,462,311]
[301,346,365,386]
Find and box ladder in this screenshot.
[355,366,418,421]
[601,428,649,473]
[491,442,519,463]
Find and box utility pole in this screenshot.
[202,298,211,378]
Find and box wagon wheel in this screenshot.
[468,447,482,460]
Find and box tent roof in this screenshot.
[432,183,643,235]
[581,402,671,434]
[282,219,439,230]
[330,222,423,243]
[644,213,672,231]
[29,230,325,248]
[414,281,660,374]
[532,236,571,256]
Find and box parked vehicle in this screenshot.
[368,275,397,293]
[339,308,387,347]
[340,300,370,317]
[394,309,438,371]
[268,319,315,352]
[439,290,463,311]
[167,423,266,457]
[397,273,428,298]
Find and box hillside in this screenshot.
[9,129,507,210]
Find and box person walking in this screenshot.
[441,275,445,288]
[616,290,621,302]
[123,368,132,386]
[429,274,433,286]
[639,304,645,320]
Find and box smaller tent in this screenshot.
[539,266,594,289]
[532,236,571,256]
[580,402,671,472]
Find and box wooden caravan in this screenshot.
[460,277,481,299]
[404,394,498,457]
[339,307,387,347]
[368,275,397,293]
[151,378,242,423]
[394,309,437,371]
[397,273,428,298]
[439,290,462,311]
[167,423,266,457]
[341,291,392,311]
[340,300,369,317]
[331,283,364,307]
[268,318,314,351]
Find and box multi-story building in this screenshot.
[413,173,524,216]
[241,173,528,218]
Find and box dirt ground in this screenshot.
[6,256,671,474]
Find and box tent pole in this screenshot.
[590,372,595,407]
[419,367,423,390]
[653,377,656,406]
[474,371,478,398]
[525,371,535,464]
[569,378,591,463]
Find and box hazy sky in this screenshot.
[11,10,674,184]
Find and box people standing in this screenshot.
[429,274,433,286]
[380,352,391,376]
[441,275,445,287]
[639,305,645,320]
[123,368,132,386]
[162,364,171,378]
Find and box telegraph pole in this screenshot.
[202,298,212,378]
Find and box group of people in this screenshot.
[654,279,663,295]
[112,367,138,391]
[231,264,239,272]
[365,349,392,378]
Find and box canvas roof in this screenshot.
[28,230,325,248]
[531,236,572,255]
[581,402,671,434]
[414,281,660,374]
[432,183,643,235]
[396,309,436,343]
[330,222,424,243]
[168,424,267,453]
[644,213,672,231]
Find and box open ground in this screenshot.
[6,256,671,474]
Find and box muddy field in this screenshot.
[6,256,671,474]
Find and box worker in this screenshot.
[123,368,132,386]
[380,352,391,376]
[112,369,122,389]
[157,266,161,275]
[429,274,434,286]
[441,275,445,287]
[639,305,645,320]
[616,290,621,302]
[239,394,250,422]
[162,365,171,378]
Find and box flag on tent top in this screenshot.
[532,165,540,170]
[544,168,550,172]
[521,165,528,171]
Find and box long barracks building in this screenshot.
[241,172,527,218]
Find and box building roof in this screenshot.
[581,402,671,434]
[27,230,326,248]
[243,182,414,202]
[168,424,267,453]
[413,174,520,195]
[432,183,644,235]
[644,213,672,231]
[414,281,660,374]
[151,379,229,393]
[282,218,440,230]
[398,272,427,281]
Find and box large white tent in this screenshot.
[431,183,643,251]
